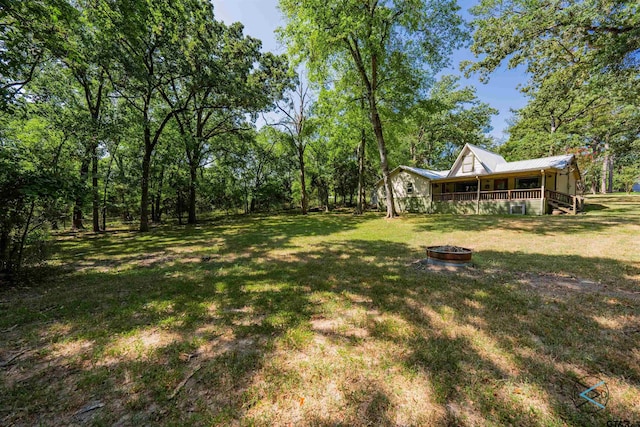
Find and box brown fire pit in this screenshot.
[426,245,473,267]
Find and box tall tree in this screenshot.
[279,0,467,217]
[1,1,110,231]
[399,75,497,169]
[167,21,290,224]
[273,80,314,215]
[467,0,639,87]
[316,76,373,214]
[469,0,640,194]
[104,0,211,231]
[59,3,113,232]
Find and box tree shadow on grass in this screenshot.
[48,213,372,277]
[583,203,608,212]
[0,257,315,424]
[473,250,640,290]
[1,230,639,425]
[414,214,636,236]
[286,241,640,425]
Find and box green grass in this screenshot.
[1,194,639,426]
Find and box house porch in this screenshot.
[431,171,583,215]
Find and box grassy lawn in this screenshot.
[1,194,639,426]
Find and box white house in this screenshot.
[376,144,583,215]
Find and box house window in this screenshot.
[462,154,475,173]
[516,177,540,189]
[455,181,477,192]
[494,179,508,190]
[407,182,414,194]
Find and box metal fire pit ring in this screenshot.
[426,245,473,267]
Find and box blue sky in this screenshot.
[211,0,529,142]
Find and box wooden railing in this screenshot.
[546,189,584,213]
[434,188,542,202]
[510,189,542,199]
[431,187,584,214]
[545,189,572,206]
[479,190,509,200]
[433,192,478,202]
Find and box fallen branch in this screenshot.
[1,324,18,333]
[0,350,26,368]
[74,402,104,417]
[168,364,201,400]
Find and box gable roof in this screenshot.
[466,144,507,172]
[376,146,578,186]
[447,143,506,177]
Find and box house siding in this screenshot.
[377,170,433,213]
[432,200,544,215]
[449,150,488,178]
[555,167,578,195]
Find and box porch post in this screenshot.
[476,176,481,215]
[540,170,546,215]
[430,183,434,212]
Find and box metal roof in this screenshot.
[465,143,506,173]
[376,149,576,186]
[494,154,574,173]
[401,166,449,180]
[375,166,449,185]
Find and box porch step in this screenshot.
[548,200,575,215]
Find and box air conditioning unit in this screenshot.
[510,204,526,215]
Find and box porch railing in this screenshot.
[433,188,542,202]
[545,189,571,206]
[546,189,584,214]
[433,192,478,202]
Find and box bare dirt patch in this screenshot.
[516,272,640,301]
[411,259,640,302]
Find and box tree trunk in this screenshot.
[155,189,162,223]
[177,190,183,225]
[151,195,156,223]
[139,105,175,231]
[549,115,557,156]
[410,140,416,166]
[298,147,308,214]
[324,187,330,212]
[0,226,9,273]
[368,93,397,218]
[356,128,366,214]
[188,164,197,224]
[140,144,152,232]
[16,200,35,273]
[73,157,90,229]
[607,154,614,193]
[101,151,114,232]
[155,166,164,222]
[600,142,611,194]
[91,142,100,232]
[244,182,249,214]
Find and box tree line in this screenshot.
[2,0,638,277]
[467,0,640,193]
